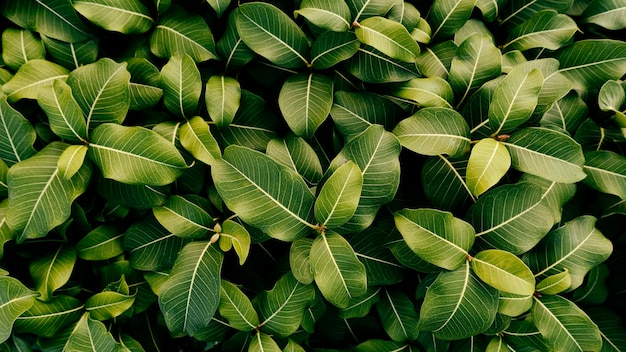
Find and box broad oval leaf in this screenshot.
[390,77,455,108]
[179,116,221,166]
[598,79,625,113]
[127,58,162,110]
[499,0,574,28]
[85,291,135,320]
[345,45,420,83]
[63,313,117,352]
[581,0,626,30]
[472,249,535,296]
[206,75,241,128]
[249,331,281,352]
[236,2,309,68]
[88,123,188,186]
[503,10,578,51]
[376,288,419,342]
[37,79,87,143]
[295,0,352,32]
[582,150,626,199]
[13,295,83,338]
[355,16,420,63]
[290,238,314,285]
[330,91,399,138]
[315,161,363,228]
[1,59,70,103]
[216,10,255,69]
[29,245,76,301]
[467,138,511,197]
[266,134,323,186]
[40,35,98,70]
[392,107,470,158]
[498,292,533,317]
[427,0,475,39]
[310,232,367,308]
[536,269,571,295]
[416,40,457,79]
[422,155,475,212]
[158,241,223,335]
[0,96,36,166]
[418,261,499,340]
[0,276,38,344]
[279,73,334,139]
[394,208,475,270]
[153,195,216,239]
[310,31,360,70]
[125,218,189,271]
[1,28,46,70]
[76,225,125,261]
[347,0,395,22]
[218,220,251,265]
[73,0,154,34]
[57,144,88,179]
[338,286,380,319]
[219,280,259,331]
[160,54,201,119]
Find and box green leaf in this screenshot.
[236,2,309,68]
[97,177,167,210]
[73,0,154,34]
[212,145,316,241]
[7,142,91,242]
[149,5,217,62]
[393,107,470,157]
[310,232,367,308]
[179,116,221,166]
[503,10,577,51]
[216,10,255,69]
[502,127,586,183]
[153,195,216,239]
[419,261,499,340]
[355,16,420,63]
[422,155,475,211]
[330,91,398,139]
[310,31,360,70]
[315,161,363,228]
[76,225,124,261]
[540,91,588,134]
[13,295,83,337]
[515,58,572,107]
[295,0,352,32]
[249,331,281,352]
[40,35,98,70]
[466,183,554,254]
[282,339,306,352]
[37,80,87,143]
[389,77,455,108]
[160,54,201,119]
[219,220,251,266]
[587,307,626,352]
[502,318,551,350]
[394,208,475,270]
[416,40,457,79]
[0,200,15,259]
[557,39,626,91]
[290,238,314,285]
[126,58,162,110]
[536,269,572,295]
[256,272,314,337]
[599,80,625,113]
[498,292,533,317]
[266,134,323,186]
[531,295,602,352]
[158,241,223,335]
[467,138,511,197]
[63,313,117,352]
[88,123,187,186]
[489,68,543,135]
[1,28,46,70]
[500,0,574,28]
[572,264,609,304]
[206,75,241,129]
[1,59,69,103]
[0,276,38,344]
[345,45,420,83]
[581,0,626,30]
[338,286,380,319]
[125,218,189,271]
[219,280,259,331]
[472,249,535,295]
[66,58,130,129]
[57,144,88,180]
[376,288,419,342]
[30,245,76,301]
[0,96,36,166]
[345,228,405,286]
[523,216,613,291]
[582,150,626,199]
[427,0,476,39]
[85,290,135,321]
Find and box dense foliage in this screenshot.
[1,0,626,351]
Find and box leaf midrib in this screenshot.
[434,261,470,333]
[534,227,596,277]
[73,2,154,22]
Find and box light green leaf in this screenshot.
[411,17,432,44]
[266,134,323,186]
[315,161,363,228]
[73,0,154,34]
[125,218,189,271]
[422,155,475,211]
[179,116,221,165]
[219,280,259,331]
[153,195,216,239]
[572,264,609,304]
[13,295,83,338]
[160,54,201,119]
[581,0,626,30]
[7,142,91,242]
[355,16,420,63]
[467,138,511,197]
[1,28,46,70]
[502,127,586,183]
[310,31,360,70]
[249,331,281,352]
[390,77,455,108]
[536,269,571,295]
[236,2,309,68]
[126,58,162,110]
[66,58,130,129]
[503,10,577,51]
[338,286,380,319]
[0,276,38,344]
[498,291,533,317]
[282,339,306,352]
[376,288,419,342]
[524,216,613,291]
[345,45,420,83]
[489,68,543,135]
[540,91,588,134]
[290,239,314,284]
[330,91,399,139]
[219,220,251,266]
[416,40,457,79]
[500,0,574,28]
[149,5,217,62]
[419,261,499,340]
[486,336,511,352]
[475,0,506,22]
[310,232,367,308]
[76,225,124,261]
[394,208,475,270]
[256,272,314,337]
[466,183,554,254]
[346,0,394,22]
[0,96,36,166]
[1,59,69,103]
[0,200,15,259]
[582,150,626,199]
[57,144,88,180]
[88,123,187,186]
[158,241,223,335]
[85,291,135,321]
[37,79,87,143]
[295,0,352,32]
[531,295,602,352]
[427,0,476,39]
[472,249,535,295]
[518,173,575,225]
[40,35,98,70]
[29,245,76,301]
[514,58,572,107]
[392,107,470,158]
[206,75,240,129]
[63,313,117,352]
[216,10,255,69]
[598,80,625,113]
[279,73,334,139]
[212,145,316,241]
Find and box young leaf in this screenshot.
[503,10,578,51]
[427,0,475,39]
[310,232,367,308]
[158,241,223,336]
[582,150,626,199]
[179,116,221,165]
[63,313,117,352]
[376,288,419,342]
[536,269,571,295]
[29,245,76,302]
[1,59,69,103]
[219,220,251,265]
[160,55,201,119]
[295,0,352,32]
[58,145,88,180]
[76,225,124,261]
[13,295,84,338]
[206,75,241,128]
[219,280,259,331]
[310,31,360,70]
[581,0,626,30]
[153,195,216,239]
[290,239,314,285]
[85,291,135,321]
[472,249,535,296]
[0,276,38,344]
[73,0,154,34]
[37,80,87,143]
[355,16,420,63]
[1,28,46,70]
[315,161,363,228]
[0,96,36,166]
[467,138,511,197]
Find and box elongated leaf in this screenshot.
[153,195,215,239]
[0,276,38,344]
[149,5,217,62]
[345,229,405,285]
[73,0,154,34]
[40,35,98,70]
[315,161,363,228]
[37,80,87,143]
[390,77,455,108]
[523,216,612,291]
[7,142,91,242]
[417,40,457,79]
[427,0,475,39]
[515,58,571,107]
[310,232,367,308]
[97,177,167,210]
[212,145,315,241]
[160,55,201,119]
[219,280,258,331]
[582,150,626,199]
[472,249,535,295]
[504,10,577,51]
[295,0,352,32]
[125,218,189,271]
[218,220,251,265]
[158,241,223,335]
[330,91,398,138]
[266,134,323,186]
[206,75,240,128]
[2,59,69,103]
[540,91,588,134]
[500,291,534,317]
[57,144,88,179]
[310,31,360,70]
[347,0,394,22]
[179,116,221,165]
[1,28,46,70]
[236,2,309,68]
[14,295,83,337]
[581,0,626,30]
[30,245,76,301]
[345,45,420,83]
[63,313,117,352]
[502,127,586,183]
[249,331,281,352]
[0,200,14,259]
[557,39,626,91]
[531,295,601,352]
[467,138,511,197]
[395,208,475,270]
[0,96,36,166]
[536,269,571,295]
[586,307,626,352]
[76,225,124,261]
[88,123,187,186]
[216,10,255,69]
[126,58,162,110]
[500,0,574,28]
[422,155,475,211]
[355,16,420,63]
[419,261,499,340]
[376,288,419,342]
[85,290,135,320]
